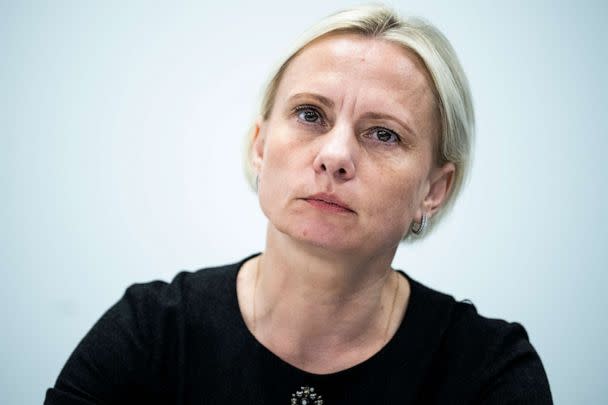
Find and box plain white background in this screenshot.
[1,1,607,403]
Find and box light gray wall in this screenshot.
[2,1,606,403]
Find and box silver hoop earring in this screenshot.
[411,213,428,235]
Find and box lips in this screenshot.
[303,193,355,213]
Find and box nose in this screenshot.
[312,123,356,182]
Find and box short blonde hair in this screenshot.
[244,4,475,240]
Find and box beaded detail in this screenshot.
[290,386,324,404]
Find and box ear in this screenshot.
[422,162,456,217]
[250,117,266,173]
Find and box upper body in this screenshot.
[45,255,552,404]
[47,4,552,403]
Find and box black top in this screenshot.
[45,254,553,404]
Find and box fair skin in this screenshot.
[237,33,455,375]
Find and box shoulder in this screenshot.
[45,257,251,404]
[442,298,536,378]
[406,276,553,403]
[122,258,243,313]
[119,256,254,342]
[450,302,552,403]
[407,276,537,362]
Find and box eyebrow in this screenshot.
[287,92,335,109]
[361,111,418,138]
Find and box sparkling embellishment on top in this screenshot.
[291,386,324,405]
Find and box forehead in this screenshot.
[272,33,439,138]
[276,33,437,113]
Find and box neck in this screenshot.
[238,224,408,373]
[261,224,397,306]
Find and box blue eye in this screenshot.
[370,127,401,144]
[295,105,324,124]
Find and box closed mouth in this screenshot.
[303,193,355,213]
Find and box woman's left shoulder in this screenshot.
[446,299,532,353]
[440,300,554,403]
[404,275,553,403]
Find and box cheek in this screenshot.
[261,123,317,183]
[367,163,427,225]
[258,130,309,207]
[386,180,419,223]
[260,129,289,178]
[262,124,301,168]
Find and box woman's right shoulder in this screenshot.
[44,258,245,405]
[124,259,240,310]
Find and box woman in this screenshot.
[45,5,552,404]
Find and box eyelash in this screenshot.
[365,127,402,144]
[294,105,327,126]
[292,104,403,145]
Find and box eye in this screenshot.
[368,127,402,144]
[294,105,325,125]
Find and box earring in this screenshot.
[411,213,428,235]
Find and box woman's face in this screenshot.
[252,34,454,256]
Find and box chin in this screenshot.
[282,221,367,254]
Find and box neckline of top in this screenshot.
[228,252,429,379]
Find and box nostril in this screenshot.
[321,163,327,171]
[339,168,346,175]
